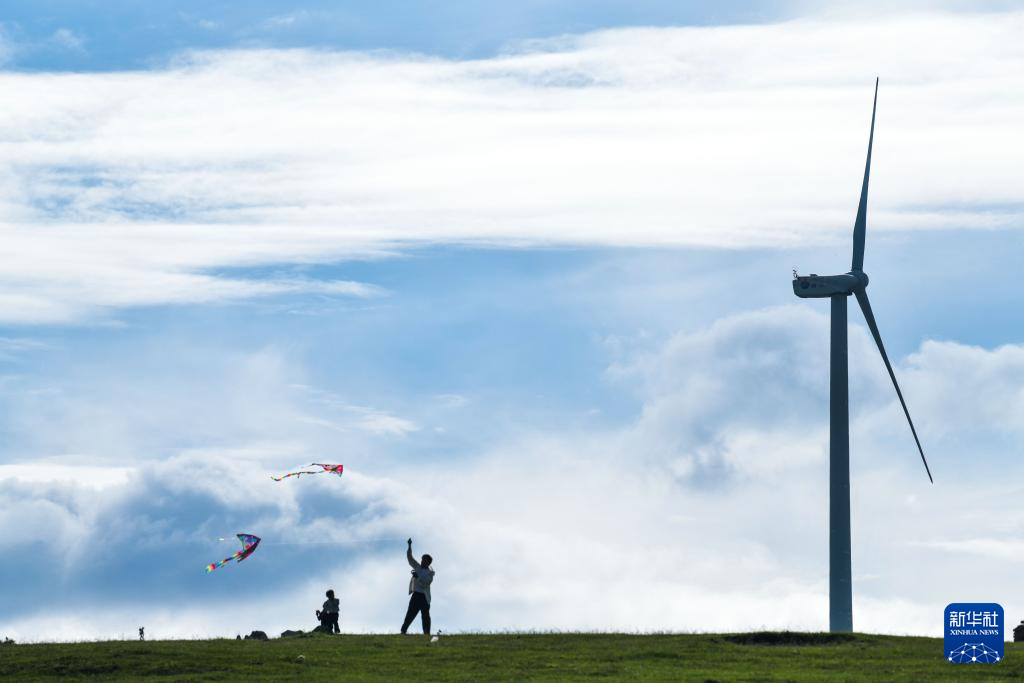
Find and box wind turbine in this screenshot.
[792,78,933,633]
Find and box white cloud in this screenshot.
[434,394,468,408]
[913,538,1024,561]
[903,340,1024,437]
[0,346,425,468]
[2,584,334,642]
[262,11,310,29]
[0,336,48,359]
[1,7,1023,638]
[350,409,419,436]
[1,10,1024,321]
[0,222,388,323]
[288,385,420,436]
[358,312,1024,637]
[50,28,84,50]
[0,463,132,488]
[4,304,1023,639]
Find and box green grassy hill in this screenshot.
[1,632,1020,681]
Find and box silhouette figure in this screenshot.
[316,589,340,634]
[400,538,434,635]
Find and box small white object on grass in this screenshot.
[296,654,305,663]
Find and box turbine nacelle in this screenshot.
[792,271,868,298]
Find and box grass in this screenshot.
[1,632,1021,681]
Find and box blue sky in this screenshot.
[3,2,1024,640]
[1,1,792,70]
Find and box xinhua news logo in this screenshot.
[944,603,1004,663]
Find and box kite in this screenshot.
[206,534,261,573]
[271,463,344,481]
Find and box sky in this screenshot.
[2,1,1024,641]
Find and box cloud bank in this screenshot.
[1,10,1024,322]
[2,7,1021,642]
[2,304,1021,639]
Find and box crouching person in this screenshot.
[316,589,340,634]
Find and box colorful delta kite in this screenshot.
[271,463,344,482]
[206,534,261,573]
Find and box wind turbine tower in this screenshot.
[792,78,933,633]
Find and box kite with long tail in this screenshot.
[271,463,344,481]
[206,534,261,573]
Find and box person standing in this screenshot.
[400,538,434,635]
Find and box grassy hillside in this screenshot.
[1,632,1021,681]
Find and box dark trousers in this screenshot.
[319,612,339,634]
[401,592,431,635]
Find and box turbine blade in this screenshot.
[851,78,878,273]
[855,289,933,483]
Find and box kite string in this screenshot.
[212,533,405,545]
[259,538,407,545]
[212,538,407,546]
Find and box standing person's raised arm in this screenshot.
[407,538,420,568]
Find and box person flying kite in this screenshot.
[206,534,261,572]
[271,463,344,481]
